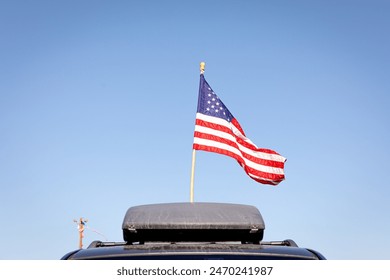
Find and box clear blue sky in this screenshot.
[0,0,389,260]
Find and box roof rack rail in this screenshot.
[260,239,298,247]
[87,241,126,249]
[87,239,299,249]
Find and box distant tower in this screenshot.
[73,217,88,249]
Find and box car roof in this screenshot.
[63,241,325,260]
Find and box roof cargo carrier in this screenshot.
[122,202,265,244]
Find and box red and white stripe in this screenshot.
[193,113,286,185]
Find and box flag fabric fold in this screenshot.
[193,74,286,185]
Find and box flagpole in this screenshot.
[190,62,205,203]
[190,148,196,203]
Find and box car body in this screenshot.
[62,202,326,260]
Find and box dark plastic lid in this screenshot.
[122,202,265,243]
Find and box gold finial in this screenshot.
[200,62,205,74]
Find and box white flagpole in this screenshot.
[190,62,205,203]
[190,148,196,203]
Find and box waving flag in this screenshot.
[193,74,286,185]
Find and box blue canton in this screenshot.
[197,75,234,122]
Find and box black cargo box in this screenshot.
[122,202,265,244]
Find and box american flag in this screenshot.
[193,74,286,185]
